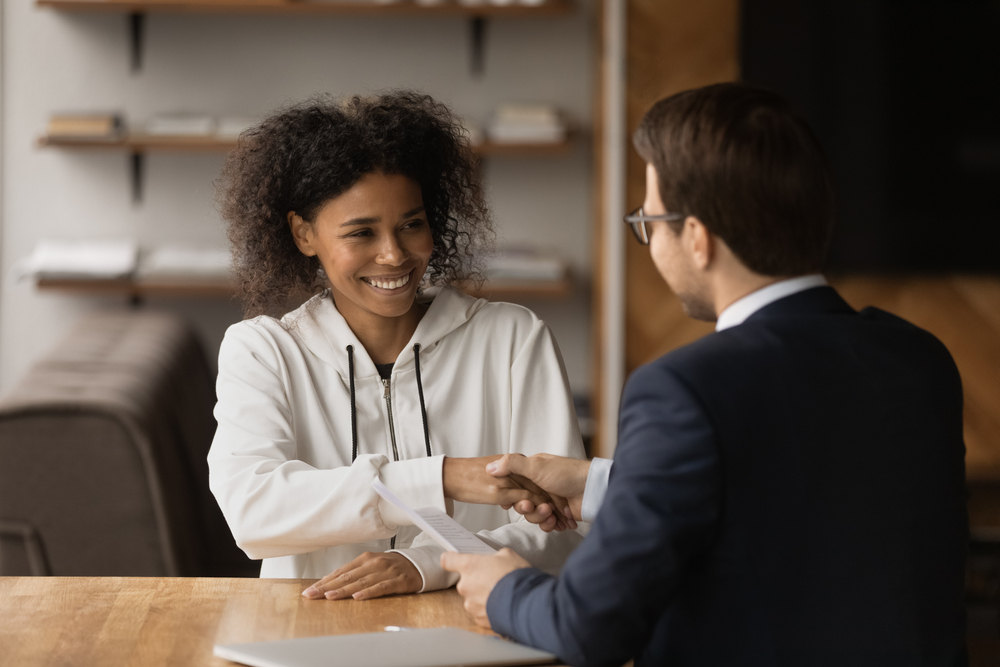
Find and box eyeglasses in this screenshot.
[623,207,685,245]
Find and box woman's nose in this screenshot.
[376,233,407,265]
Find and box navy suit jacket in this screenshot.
[487,286,968,667]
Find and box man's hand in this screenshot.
[486,454,591,531]
[443,456,570,530]
[440,548,531,628]
[302,551,422,601]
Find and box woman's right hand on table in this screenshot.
[302,551,422,601]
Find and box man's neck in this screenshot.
[713,274,829,331]
[712,272,791,319]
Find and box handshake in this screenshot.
[441,453,593,533]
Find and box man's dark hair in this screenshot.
[217,90,493,318]
[633,83,835,276]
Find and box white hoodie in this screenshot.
[209,286,585,590]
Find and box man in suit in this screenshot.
[440,83,968,667]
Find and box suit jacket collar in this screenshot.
[743,285,856,324]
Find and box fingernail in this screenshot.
[325,590,339,600]
[486,462,498,473]
[562,506,573,518]
[303,587,318,598]
[352,592,364,600]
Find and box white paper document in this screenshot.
[372,479,496,555]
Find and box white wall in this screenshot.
[0,2,594,394]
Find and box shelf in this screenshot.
[35,0,574,17]
[39,133,573,201]
[462,276,571,300]
[39,134,235,152]
[36,277,235,299]
[477,139,573,156]
[35,276,573,301]
[38,134,572,156]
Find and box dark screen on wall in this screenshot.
[741,0,1000,272]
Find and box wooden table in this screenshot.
[0,577,492,666]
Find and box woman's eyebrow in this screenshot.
[341,206,424,227]
[341,216,379,227]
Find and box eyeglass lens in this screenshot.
[627,208,650,245]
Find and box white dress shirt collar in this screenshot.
[715,274,828,332]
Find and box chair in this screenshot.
[0,311,254,576]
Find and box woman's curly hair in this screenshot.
[217,90,494,318]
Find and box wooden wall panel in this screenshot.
[591,0,740,455]
[624,0,740,373]
[831,275,1000,486]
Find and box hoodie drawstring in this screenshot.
[413,344,432,457]
[347,345,359,462]
[345,343,431,461]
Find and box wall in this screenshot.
[0,2,595,394]
[623,0,738,373]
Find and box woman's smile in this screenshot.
[361,269,413,292]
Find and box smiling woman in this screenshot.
[287,172,436,361]
[208,91,586,600]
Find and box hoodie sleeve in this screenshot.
[395,317,587,592]
[208,321,446,561]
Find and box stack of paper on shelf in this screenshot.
[137,246,232,283]
[460,118,484,146]
[46,114,123,140]
[144,114,216,136]
[463,0,550,5]
[484,248,566,282]
[18,239,138,281]
[487,103,566,144]
[215,117,257,139]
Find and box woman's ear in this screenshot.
[287,211,317,257]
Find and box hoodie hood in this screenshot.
[282,286,488,380]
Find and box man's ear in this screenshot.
[686,216,715,270]
[287,211,317,257]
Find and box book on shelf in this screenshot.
[17,239,138,281]
[46,114,123,140]
[458,0,554,6]
[136,246,232,283]
[487,103,566,144]
[483,248,566,282]
[216,116,257,139]
[144,113,216,137]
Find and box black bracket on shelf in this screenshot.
[129,12,145,73]
[470,17,488,76]
[131,152,144,204]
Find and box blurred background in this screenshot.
[0,0,998,663]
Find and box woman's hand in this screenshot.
[485,453,588,532]
[442,455,571,531]
[302,552,422,601]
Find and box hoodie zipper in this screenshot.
[382,378,401,462]
[382,377,399,550]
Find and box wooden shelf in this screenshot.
[39,134,236,152]
[463,276,571,299]
[35,0,574,17]
[38,134,573,156]
[36,277,235,299]
[36,276,572,300]
[477,139,572,156]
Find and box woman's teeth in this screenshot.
[366,273,410,290]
